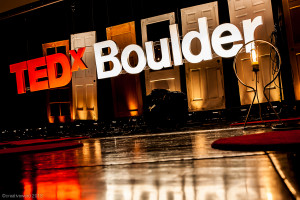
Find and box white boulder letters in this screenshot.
[211,23,243,58]
[145,38,172,70]
[121,44,147,74]
[181,17,213,63]
[94,40,122,79]
[94,16,263,79]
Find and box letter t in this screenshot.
[10,61,28,94]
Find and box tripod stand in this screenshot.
[233,40,283,128]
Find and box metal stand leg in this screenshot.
[255,73,264,123]
[263,89,283,124]
[244,71,262,128]
[244,89,257,128]
[233,39,284,129]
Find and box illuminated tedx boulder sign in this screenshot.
[94,16,263,79]
[10,16,263,94]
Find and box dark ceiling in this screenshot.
[0,0,39,13]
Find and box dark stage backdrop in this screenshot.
[0,0,292,128]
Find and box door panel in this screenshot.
[76,85,84,110]
[228,0,283,105]
[106,21,143,118]
[186,59,225,111]
[150,78,176,92]
[71,31,98,121]
[86,84,94,110]
[42,40,72,123]
[141,12,181,95]
[282,0,300,100]
[181,2,226,111]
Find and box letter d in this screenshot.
[182,17,213,63]
[46,53,71,89]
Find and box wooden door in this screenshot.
[106,22,143,118]
[71,31,98,121]
[227,0,283,105]
[181,2,226,111]
[282,0,300,100]
[42,40,72,123]
[141,12,181,95]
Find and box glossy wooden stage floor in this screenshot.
[0,127,298,200]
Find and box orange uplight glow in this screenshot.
[58,116,66,123]
[37,180,80,200]
[130,110,138,116]
[23,180,32,199]
[129,106,138,116]
[48,116,55,124]
[128,97,139,116]
[250,46,259,66]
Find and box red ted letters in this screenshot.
[10,47,86,94]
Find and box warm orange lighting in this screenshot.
[250,47,259,66]
[193,135,207,156]
[22,170,81,200]
[134,140,142,160]
[23,180,32,199]
[128,100,139,116]
[37,180,81,200]
[58,116,66,123]
[130,110,139,116]
[48,116,55,123]
[76,112,86,120]
[93,140,102,164]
